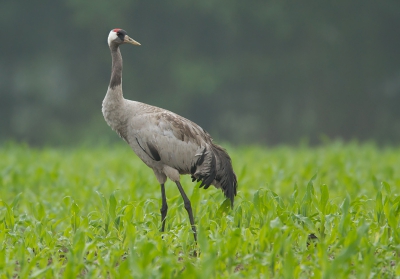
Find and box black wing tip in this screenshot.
[224,175,237,209]
[147,142,161,161]
[212,144,237,208]
[135,138,161,161]
[192,148,217,190]
[191,144,237,208]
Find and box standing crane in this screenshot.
[103,28,237,241]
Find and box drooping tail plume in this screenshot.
[212,144,237,208]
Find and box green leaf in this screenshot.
[381,181,391,195]
[372,175,380,191]
[10,192,22,209]
[109,190,117,221]
[96,190,108,212]
[217,199,231,217]
[376,189,384,225]
[320,184,329,214]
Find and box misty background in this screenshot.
[1,1,400,146]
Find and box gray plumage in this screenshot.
[103,29,237,241]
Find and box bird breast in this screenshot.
[102,92,129,140]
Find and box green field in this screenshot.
[1,142,399,278]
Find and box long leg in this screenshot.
[160,183,168,232]
[175,181,197,241]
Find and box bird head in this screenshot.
[108,29,141,47]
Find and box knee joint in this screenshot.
[184,201,192,210]
[160,205,168,214]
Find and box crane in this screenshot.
[103,28,237,241]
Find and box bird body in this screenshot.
[103,28,237,241]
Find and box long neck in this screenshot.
[109,45,123,90]
[103,44,125,120]
[103,44,127,133]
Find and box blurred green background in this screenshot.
[1,1,400,146]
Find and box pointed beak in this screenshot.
[124,35,141,46]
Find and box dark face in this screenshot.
[108,28,141,47]
[115,29,127,41]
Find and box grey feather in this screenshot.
[103,30,238,209]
